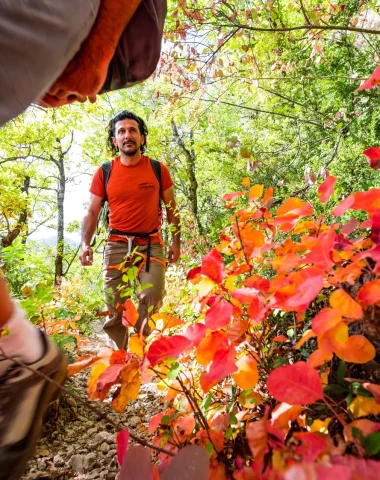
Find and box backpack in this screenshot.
[91,158,162,247]
[100,0,167,93]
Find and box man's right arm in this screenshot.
[79,194,103,266]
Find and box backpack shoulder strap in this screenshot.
[150,158,162,195]
[101,161,112,205]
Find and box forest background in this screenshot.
[2,0,380,478]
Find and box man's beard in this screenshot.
[120,142,140,156]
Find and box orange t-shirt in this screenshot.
[90,156,174,235]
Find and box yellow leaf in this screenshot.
[111,361,141,413]
[129,334,145,358]
[309,418,332,434]
[249,184,264,200]
[225,274,239,292]
[232,355,258,390]
[198,277,215,297]
[349,397,380,418]
[88,362,108,399]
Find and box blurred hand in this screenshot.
[168,242,180,264]
[79,245,93,266]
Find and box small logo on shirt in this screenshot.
[139,183,155,190]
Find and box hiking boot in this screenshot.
[0,330,67,480]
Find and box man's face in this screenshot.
[112,118,144,156]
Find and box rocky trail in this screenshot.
[23,320,162,480]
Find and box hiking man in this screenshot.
[79,110,180,349]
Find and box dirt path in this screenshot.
[22,320,162,480]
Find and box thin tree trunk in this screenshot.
[54,147,66,286]
[171,120,204,235]
[1,175,30,248]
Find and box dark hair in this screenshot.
[106,110,148,156]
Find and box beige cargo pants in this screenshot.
[103,241,166,349]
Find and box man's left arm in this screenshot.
[161,186,180,263]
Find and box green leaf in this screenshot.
[167,362,182,379]
[205,442,214,456]
[363,432,380,456]
[230,412,238,425]
[161,415,171,425]
[337,361,346,386]
[225,427,233,439]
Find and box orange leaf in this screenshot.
[196,331,228,366]
[318,322,348,353]
[262,187,274,207]
[312,308,342,335]
[271,403,303,430]
[239,227,265,248]
[242,177,250,187]
[295,329,316,349]
[227,320,248,342]
[308,349,333,368]
[357,279,380,305]
[67,354,98,377]
[276,198,313,221]
[335,335,375,364]
[344,419,380,442]
[232,355,259,390]
[318,176,337,204]
[267,362,323,405]
[122,300,139,327]
[249,184,264,200]
[330,289,363,319]
[112,361,141,413]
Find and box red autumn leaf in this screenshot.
[244,274,270,292]
[293,432,328,462]
[357,65,380,91]
[371,210,380,245]
[364,147,380,170]
[272,267,324,312]
[185,322,207,347]
[147,335,192,367]
[357,279,380,305]
[363,383,380,403]
[333,195,355,216]
[205,300,233,330]
[318,175,337,204]
[247,296,268,324]
[201,248,224,284]
[222,191,245,202]
[148,412,164,433]
[116,428,129,466]
[200,346,237,392]
[187,266,201,280]
[273,334,287,342]
[312,308,342,335]
[110,349,128,365]
[341,218,359,236]
[231,288,259,304]
[227,320,249,342]
[267,361,323,405]
[122,299,139,328]
[95,363,125,401]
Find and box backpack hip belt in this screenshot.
[109,229,159,271]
